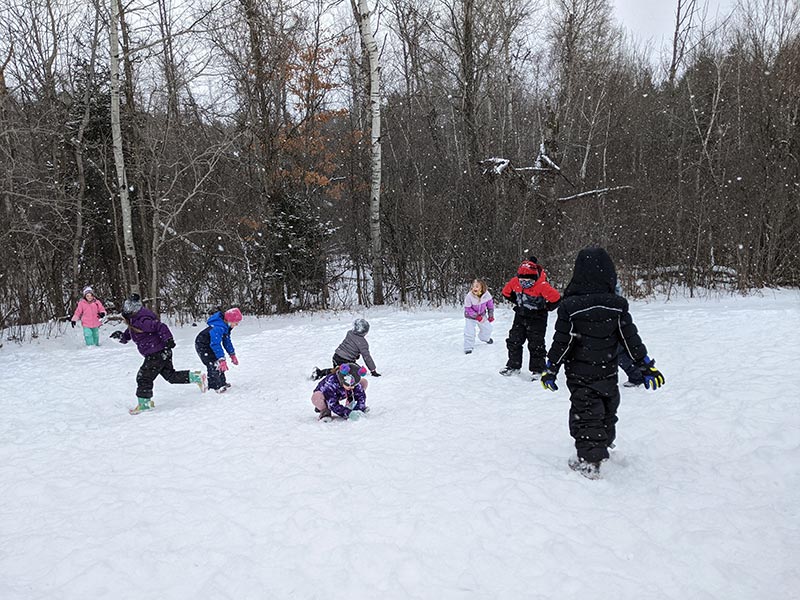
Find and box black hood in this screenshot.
[563,247,618,297]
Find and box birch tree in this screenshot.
[351,0,384,305]
[110,0,140,295]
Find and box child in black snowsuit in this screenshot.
[540,247,665,479]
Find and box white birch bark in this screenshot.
[352,0,384,305]
[110,0,140,295]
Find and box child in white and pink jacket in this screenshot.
[71,286,106,346]
[464,279,495,354]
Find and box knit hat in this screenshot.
[517,260,540,279]
[337,363,367,387]
[224,307,243,323]
[82,286,94,297]
[353,318,370,335]
[121,293,142,316]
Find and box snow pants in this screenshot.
[464,318,492,352]
[136,348,191,399]
[505,313,548,373]
[82,326,100,346]
[566,375,620,463]
[195,339,227,391]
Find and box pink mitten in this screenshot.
[476,315,484,322]
[217,359,229,372]
[488,317,495,323]
[230,355,239,365]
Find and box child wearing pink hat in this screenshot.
[71,286,106,346]
[194,308,242,393]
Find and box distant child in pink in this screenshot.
[71,286,106,346]
[463,279,495,354]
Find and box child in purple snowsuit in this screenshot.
[310,363,370,421]
[112,293,206,414]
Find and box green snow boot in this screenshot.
[189,370,208,393]
[129,397,155,415]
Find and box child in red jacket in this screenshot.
[499,257,561,379]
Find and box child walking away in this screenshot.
[500,257,561,379]
[111,294,207,414]
[464,279,495,354]
[194,308,242,393]
[539,247,665,479]
[310,318,380,380]
[71,286,106,346]
[311,363,370,422]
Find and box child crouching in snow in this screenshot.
[112,293,207,414]
[194,308,242,393]
[463,278,495,354]
[311,363,369,422]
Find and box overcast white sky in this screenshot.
[612,0,738,49]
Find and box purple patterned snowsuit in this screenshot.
[311,373,368,419]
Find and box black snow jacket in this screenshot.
[547,247,647,381]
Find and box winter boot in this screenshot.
[129,397,155,415]
[486,338,494,344]
[568,457,602,480]
[189,371,208,393]
[465,350,472,354]
[318,408,332,422]
[623,380,642,388]
[530,372,541,381]
[499,367,520,376]
[214,386,228,394]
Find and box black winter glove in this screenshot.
[98,312,106,319]
[70,321,76,329]
[370,370,381,377]
[165,338,176,349]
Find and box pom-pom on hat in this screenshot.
[224,307,243,323]
[122,293,142,316]
[517,260,540,279]
[337,363,367,387]
[82,286,94,296]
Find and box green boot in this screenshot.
[189,370,208,393]
[129,397,155,415]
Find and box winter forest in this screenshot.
[1,0,798,334]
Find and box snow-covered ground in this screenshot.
[1,291,799,599]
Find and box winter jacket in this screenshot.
[334,330,376,372]
[502,271,561,318]
[464,291,495,320]
[546,247,647,382]
[119,307,174,357]
[314,373,367,418]
[194,311,236,360]
[72,298,106,329]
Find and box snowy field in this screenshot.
[1,290,799,600]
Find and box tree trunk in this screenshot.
[110,0,140,295]
[352,0,384,305]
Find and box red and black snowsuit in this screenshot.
[502,263,561,373]
[546,247,648,463]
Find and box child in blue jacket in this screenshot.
[194,308,242,393]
